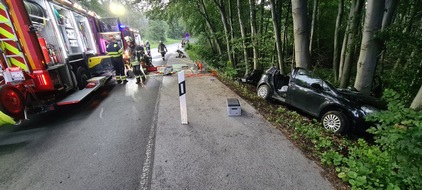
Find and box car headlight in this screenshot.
[361,105,379,115]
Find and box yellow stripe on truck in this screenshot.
[3,40,20,55]
[0,111,16,126]
[0,23,15,39]
[10,57,27,70]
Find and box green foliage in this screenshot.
[167,19,186,39]
[337,139,393,190]
[148,20,169,42]
[366,89,422,189]
[220,66,238,80]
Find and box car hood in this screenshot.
[337,89,386,109]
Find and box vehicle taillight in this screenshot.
[32,70,54,91]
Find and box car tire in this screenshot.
[322,111,349,134]
[257,84,271,100]
[0,85,24,119]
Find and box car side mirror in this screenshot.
[311,83,323,91]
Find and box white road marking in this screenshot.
[138,77,162,190]
[100,108,104,119]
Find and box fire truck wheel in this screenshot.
[0,85,24,119]
[76,67,89,90]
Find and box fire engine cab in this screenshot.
[0,0,114,126]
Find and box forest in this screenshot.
[80,0,421,189]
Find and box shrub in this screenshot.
[366,89,422,189]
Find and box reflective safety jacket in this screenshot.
[127,45,145,66]
[106,42,123,58]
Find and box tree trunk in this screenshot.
[249,0,260,70]
[213,0,234,66]
[228,0,237,67]
[382,0,399,30]
[198,0,223,55]
[270,0,285,74]
[338,23,349,81]
[354,0,385,95]
[332,0,344,82]
[285,1,292,70]
[291,0,310,69]
[410,84,422,111]
[379,0,399,73]
[309,0,318,57]
[340,0,364,88]
[237,0,249,76]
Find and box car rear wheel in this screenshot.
[257,84,271,100]
[322,111,349,134]
[0,85,24,119]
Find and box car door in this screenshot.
[286,69,326,117]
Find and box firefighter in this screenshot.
[125,36,147,84]
[106,35,127,84]
[158,41,167,61]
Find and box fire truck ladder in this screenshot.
[0,2,30,72]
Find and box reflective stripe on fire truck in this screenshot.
[0,3,30,72]
[0,111,16,125]
[0,23,15,39]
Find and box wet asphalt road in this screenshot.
[0,45,178,190]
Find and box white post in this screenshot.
[178,70,188,124]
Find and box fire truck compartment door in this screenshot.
[56,76,108,106]
[88,55,111,69]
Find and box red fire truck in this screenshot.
[0,0,120,126]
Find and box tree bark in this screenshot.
[382,0,399,30]
[228,0,237,67]
[237,0,250,76]
[309,0,318,57]
[339,0,364,88]
[354,0,385,95]
[249,0,260,70]
[332,0,344,82]
[213,0,234,66]
[410,84,422,111]
[270,0,285,74]
[291,0,310,69]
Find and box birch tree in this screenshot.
[354,0,385,95]
[332,0,344,82]
[291,0,310,69]
[309,0,318,57]
[213,0,234,66]
[270,0,285,74]
[249,0,259,70]
[196,0,223,55]
[339,0,364,88]
[410,84,422,111]
[237,0,249,76]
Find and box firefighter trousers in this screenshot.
[111,57,126,81]
[133,65,146,83]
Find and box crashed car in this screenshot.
[257,67,384,134]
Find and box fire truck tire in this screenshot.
[0,85,25,119]
[76,67,89,90]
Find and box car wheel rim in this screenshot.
[323,114,341,132]
[258,86,268,98]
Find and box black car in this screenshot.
[256,67,384,134]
